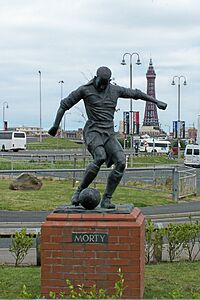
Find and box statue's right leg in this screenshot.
[71,162,100,206]
[71,146,106,206]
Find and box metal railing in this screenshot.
[0,166,188,201]
[0,152,197,201]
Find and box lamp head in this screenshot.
[171,80,175,86]
[183,80,187,86]
[136,58,141,65]
[121,59,126,65]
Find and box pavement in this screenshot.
[141,200,200,223]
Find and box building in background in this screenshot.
[8,126,48,136]
[64,128,83,141]
[197,114,200,145]
[186,126,197,142]
[7,126,83,141]
[140,59,162,137]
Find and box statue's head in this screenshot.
[94,66,112,91]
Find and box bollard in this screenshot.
[36,232,41,266]
[172,168,179,201]
[196,169,200,196]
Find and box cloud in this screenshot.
[0,0,199,130]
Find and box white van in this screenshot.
[184,144,200,167]
[139,139,171,154]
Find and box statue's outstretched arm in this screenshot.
[137,90,167,110]
[119,87,167,110]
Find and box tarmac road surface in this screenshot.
[1,201,200,265]
[0,200,200,232]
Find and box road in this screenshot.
[1,200,200,233]
[1,201,200,265]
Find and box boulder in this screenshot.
[9,173,42,190]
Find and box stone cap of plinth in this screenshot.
[44,205,144,224]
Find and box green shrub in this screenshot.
[145,219,155,263]
[145,218,200,263]
[145,219,165,263]
[9,228,34,267]
[164,223,184,262]
[180,220,200,261]
[19,268,125,299]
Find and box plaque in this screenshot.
[72,232,108,244]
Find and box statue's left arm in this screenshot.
[118,86,167,110]
[48,86,84,136]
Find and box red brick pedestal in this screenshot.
[41,207,145,299]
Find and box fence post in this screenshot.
[11,156,14,179]
[51,157,54,169]
[83,157,86,168]
[196,169,200,195]
[153,166,156,186]
[72,155,77,187]
[172,168,179,202]
[125,154,129,168]
[36,232,41,266]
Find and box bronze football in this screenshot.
[79,188,101,210]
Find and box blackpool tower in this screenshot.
[143,59,160,129]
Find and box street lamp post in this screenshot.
[121,52,141,150]
[38,70,42,142]
[171,75,187,161]
[2,101,9,130]
[58,80,64,138]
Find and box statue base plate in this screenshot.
[53,204,134,214]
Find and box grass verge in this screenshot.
[0,177,172,210]
[1,262,200,299]
[27,137,83,150]
[144,261,200,298]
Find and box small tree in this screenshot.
[145,219,165,264]
[145,219,155,264]
[164,223,184,262]
[181,220,200,261]
[9,228,34,267]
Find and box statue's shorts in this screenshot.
[84,129,124,168]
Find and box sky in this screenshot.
[0,0,200,133]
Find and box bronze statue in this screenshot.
[49,66,167,209]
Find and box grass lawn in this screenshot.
[0,266,40,299]
[27,137,84,150]
[129,154,178,166]
[0,177,172,210]
[144,261,200,299]
[1,261,200,299]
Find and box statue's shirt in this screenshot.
[60,80,142,131]
[60,80,144,165]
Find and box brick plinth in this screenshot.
[41,207,145,299]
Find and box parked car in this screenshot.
[184,144,200,167]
